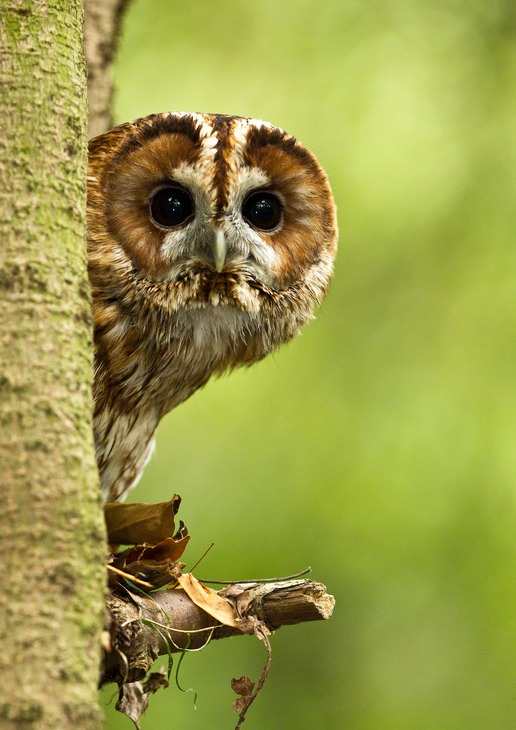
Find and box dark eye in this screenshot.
[149,186,194,228]
[242,191,283,231]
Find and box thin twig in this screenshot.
[235,627,272,729]
[198,566,312,585]
[107,564,153,588]
[187,542,215,574]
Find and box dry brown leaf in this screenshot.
[115,670,169,729]
[144,530,190,562]
[143,668,169,695]
[178,573,239,627]
[111,558,185,590]
[104,495,181,545]
[109,534,189,589]
[231,675,255,713]
[117,534,190,566]
[115,681,148,730]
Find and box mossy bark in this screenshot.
[0,2,106,728]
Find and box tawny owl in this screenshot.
[87,112,338,502]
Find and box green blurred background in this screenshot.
[102,1,516,727]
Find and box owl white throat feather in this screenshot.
[87,112,338,502]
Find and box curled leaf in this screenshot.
[113,533,190,567]
[115,670,169,730]
[109,535,189,590]
[115,681,147,730]
[105,495,181,545]
[178,573,239,627]
[231,675,255,713]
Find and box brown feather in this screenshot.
[87,112,337,501]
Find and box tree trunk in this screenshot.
[0,3,106,728]
[84,0,131,137]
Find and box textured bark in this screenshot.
[0,2,106,729]
[101,580,335,686]
[84,0,131,138]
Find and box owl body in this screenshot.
[87,113,337,502]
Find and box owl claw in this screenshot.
[213,229,227,272]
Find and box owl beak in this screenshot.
[212,229,227,273]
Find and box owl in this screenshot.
[87,112,338,502]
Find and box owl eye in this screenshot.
[149,185,194,228]
[242,191,283,231]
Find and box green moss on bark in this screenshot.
[0,2,106,728]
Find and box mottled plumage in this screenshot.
[87,112,337,502]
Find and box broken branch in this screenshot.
[101,578,334,687]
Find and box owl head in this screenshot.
[87,112,337,368]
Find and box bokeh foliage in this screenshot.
[102,0,516,727]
